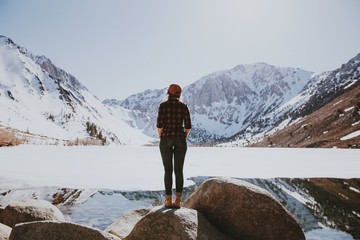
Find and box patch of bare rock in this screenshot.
[123,206,231,240]
[9,221,119,240]
[184,177,305,240]
[110,177,305,240]
[0,199,64,228]
[0,199,120,240]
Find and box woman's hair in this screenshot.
[168,93,180,100]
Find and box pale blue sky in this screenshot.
[0,0,359,100]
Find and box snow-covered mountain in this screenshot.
[227,53,360,146]
[106,63,314,143]
[104,88,168,138]
[1,34,359,146]
[105,53,360,146]
[183,64,314,142]
[0,35,152,145]
[292,52,360,118]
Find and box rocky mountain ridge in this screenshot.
[106,53,360,147]
[107,63,315,142]
[252,79,360,148]
[228,53,360,147]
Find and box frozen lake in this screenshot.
[0,145,359,190]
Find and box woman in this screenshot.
[157,84,191,208]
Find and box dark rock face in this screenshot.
[9,221,120,240]
[0,199,65,228]
[124,206,232,240]
[184,177,305,240]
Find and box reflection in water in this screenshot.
[58,191,152,230]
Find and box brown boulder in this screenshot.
[9,221,120,240]
[125,206,232,240]
[105,208,150,239]
[184,177,305,240]
[0,223,11,240]
[0,199,65,228]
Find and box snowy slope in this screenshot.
[0,36,153,145]
[225,53,360,146]
[104,88,167,138]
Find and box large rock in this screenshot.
[0,199,65,228]
[0,223,11,240]
[184,177,305,240]
[125,206,232,240]
[9,221,120,240]
[105,208,150,239]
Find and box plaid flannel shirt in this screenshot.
[157,98,191,139]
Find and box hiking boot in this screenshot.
[173,192,182,209]
[164,194,172,208]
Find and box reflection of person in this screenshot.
[157,84,191,208]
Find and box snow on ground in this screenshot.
[349,186,360,193]
[305,224,354,240]
[340,130,360,141]
[0,145,359,191]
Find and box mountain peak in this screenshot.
[0,35,29,55]
[32,54,88,92]
[33,54,51,65]
[0,35,14,45]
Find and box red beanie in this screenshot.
[167,84,182,96]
